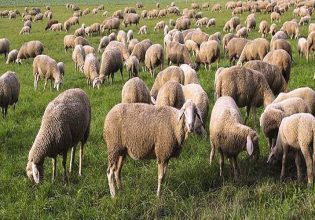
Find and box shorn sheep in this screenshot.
[104,99,202,197]
[210,96,259,180]
[0,71,20,118]
[267,113,315,185]
[26,88,91,184]
[121,77,151,104]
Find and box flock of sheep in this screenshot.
[0,0,315,198]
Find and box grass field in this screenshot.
[0,1,315,219]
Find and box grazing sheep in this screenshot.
[272,31,287,42]
[128,39,139,54]
[216,66,275,126]
[0,38,10,58]
[57,62,65,77]
[74,36,89,47]
[184,30,209,46]
[16,40,44,63]
[223,16,240,32]
[211,3,222,12]
[180,64,199,85]
[155,81,185,109]
[138,25,148,35]
[123,13,140,27]
[222,33,235,56]
[260,98,310,149]
[64,35,76,52]
[281,21,299,39]
[74,25,86,37]
[207,18,216,27]
[271,12,281,23]
[196,17,209,28]
[104,99,201,197]
[245,14,256,31]
[24,20,32,28]
[86,23,101,36]
[263,49,291,83]
[273,87,315,115]
[210,96,259,180]
[45,20,58,30]
[121,77,151,104]
[19,26,31,35]
[105,41,130,62]
[131,39,152,66]
[209,32,221,43]
[172,31,184,44]
[238,38,269,65]
[166,41,192,66]
[0,71,20,118]
[117,30,127,46]
[267,113,315,185]
[150,66,185,99]
[298,37,307,58]
[98,36,110,53]
[307,31,315,61]
[101,17,120,33]
[6,49,18,64]
[195,40,220,71]
[72,45,85,72]
[299,15,311,26]
[259,20,269,38]
[226,38,250,65]
[33,55,63,91]
[50,23,63,31]
[83,45,95,55]
[154,20,166,31]
[185,39,199,56]
[125,55,139,79]
[244,60,287,96]
[26,88,91,184]
[269,23,277,36]
[99,48,123,84]
[308,23,315,34]
[175,17,191,31]
[271,39,292,59]
[236,27,248,38]
[127,30,133,43]
[145,44,164,77]
[64,16,79,32]
[83,53,101,89]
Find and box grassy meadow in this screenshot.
[0,1,315,219]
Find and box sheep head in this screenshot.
[26,160,43,184]
[177,99,202,134]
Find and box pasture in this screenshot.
[0,1,315,219]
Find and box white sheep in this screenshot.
[83,53,101,89]
[72,45,85,72]
[121,77,151,104]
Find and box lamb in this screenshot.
[273,87,315,115]
[98,36,110,53]
[127,30,133,43]
[0,71,20,118]
[26,88,91,184]
[145,44,164,77]
[180,64,199,85]
[150,66,185,99]
[238,38,269,65]
[165,41,192,65]
[298,37,307,58]
[99,48,123,84]
[64,35,76,52]
[16,40,44,63]
[6,49,18,64]
[243,60,287,96]
[216,66,275,127]
[83,53,101,89]
[50,23,63,31]
[182,83,209,136]
[271,39,292,59]
[267,113,315,185]
[104,99,201,197]
[33,55,63,91]
[154,81,185,109]
[209,96,259,180]
[19,26,31,35]
[185,39,199,56]
[260,98,310,149]
[121,77,151,104]
[263,49,291,82]
[125,55,139,79]
[138,25,148,35]
[195,40,220,71]
[72,45,85,72]
[259,20,269,38]
[226,38,250,65]
[0,38,10,58]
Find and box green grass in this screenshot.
[0,1,315,219]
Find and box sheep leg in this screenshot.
[62,152,69,184]
[79,143,83,176]
[210,144,215,165]
[300,146,314,185]
[44,78,48,91]
[295,151,302,182]
[280,149,287,182]
[245,106,251,125]
[107,165,116,198]
[69,146,76,174]
[120,69,124,82]
[252,107,257,129]
[268,138,273,149]
[156,161,168,197]
[52,157,57,182]
[114,155,125,190]
[231,156,239,181]
[219,149,224,178]
[34,76,39,91]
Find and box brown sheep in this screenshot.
[271,39,292,59]
[123,13,140,27]
[195,40,220,71]
[226,38,250,65]
[145,44,164,77]
[165,41,192,66]
[238,38,270,65]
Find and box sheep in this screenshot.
[169,19,175,27]
[6,49,18,64]
[298,37,307,58]
[165,41,192,66]
[98,36,110,53]
[271,12,281,23]
[180,64,199,85]
[223,16,240,32]
[259,20,270,38]
[209,96,259,180]
[245,14,256,31]
[104,99,202,197]
[260,98,310,149]
[57,62,65,77]
[299,15,311,26]
[172,31,184,44]
[128,39,139,54]
[112,10,123,19]
[238,38,269,65]
[101,17,120,33]
[64,16,79,32]
[138,25,148,35]
[121,77,151,104]
[272,31,287,42]
[125,55,140,79]
[263,49,291,83]
[226,38,250,65]
[123,13,140,27]
[195,17,209,28]
[175,17,191,31]
[131,39,152,66]
[127,30,133,43]
[182,83,208,136]
[309,23,315,34]
[267,113,315,185]
[0,38,10,58]
[86,23,101,36]
[0,71,20,118]
[154,20,166,31]
[74,37,89,47]
[83,45,95,55]
[207,18,216,27]
[99,48,123,84]
[74,25,86,37]
[33,55,63,91]
[106,41,130,61]
[83,53,101,89]
[184,39,199,56]
[269,23,277,36]
[216,66,275,127]
[236,27,248,38]
[154,81,185,109]
[145,44,164,77]
[19,26,31,35]
[72,45,85,72]
[24,20,32,28]
[209,32,221,43]
[307,31,315,61]
[16,40,44,64]
[270,39,292,60]
[50,23,63,31]
[281,21,299,39]
[64,35,76,52]
[117,30,127,46]
[243,60,287,96]
[150,66,185,99]
[184,30,209,46]
[45,18,57,29]
[34,13,43,21]
[195,40,220,71]
[102,11,108,16]
[273,87,315,116]
[26,88,91,184]
[222,33,235,56]
[211,3,222,12]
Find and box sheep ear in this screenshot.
[32,162,40,184]
[246,135,254,156]
[177,109,185,122]
[151,96,156,105]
